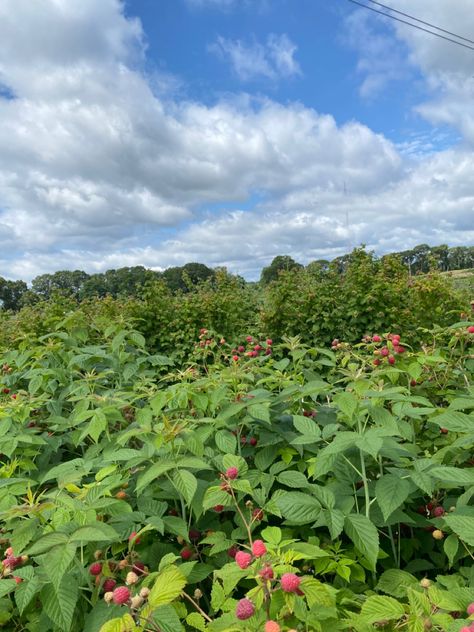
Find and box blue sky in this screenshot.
[0,0,473,281]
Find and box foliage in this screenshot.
[0,304,472,630]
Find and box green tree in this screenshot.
[260,255,303,285]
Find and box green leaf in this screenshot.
[360,595,405,624]
[136,461,175,494]
[99,614,137,632]
[376,569,418,598]
[430,467,474,486]
[248,403,270,423]
[344,514,379,571]
[214,430,236,454]
[0,579,17,599]
[148,565,187,608]
[444,533,458,567]
[292,415,321,439]
[277,470,308,488]
[376,475,410,521]
[322,508,344,539]
[443,515,474,546]
[320,431,358,457]
[334,392,358,420]
[261,526,282,545]
[356,430,383,459]
[202,486,234,512]
[69,523,119,543]
[151,604,184,632]
[15,575,41,616]
[43,543,77,589]
[276,491,321,524]
[40,576,78,632]
[186,612,207,631]
[172,470,197,504]
[431,411,474,432]
[26,532,69,555]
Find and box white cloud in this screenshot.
[210,34,302,81]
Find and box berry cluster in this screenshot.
[370,332,406,367]
[231,335,273,362]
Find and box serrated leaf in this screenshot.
[151,604,184,632]
[214,430,236,454]
[444,533,459,567]
[202,486,234,511]
[172,469,197,504]
[431,411,474,432]
[322,508,344,539]
[443,515,474,545]
[186,612,207,631]
[26,532,69,555]
[41,577,78,632]
[148,565,187,608]
[277,470,308,488]
[360,595,405,624]
[334,391,358,420]
[69,523,119,543]
[136,461,175,494]
[276,491,321,524]
[0,579,17,598]
[43,543,76,589]
[376,569,418,598]
[430,467,474,486]
[15,575,41,615]
[292,415,321,439]
[99,614,137,632]
[376,475,410,521]
[344,514,379,571]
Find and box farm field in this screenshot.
[0,276,473,631]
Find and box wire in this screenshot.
[366,0,474,45]
[346,0,474,52]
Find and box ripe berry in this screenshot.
[238,346,245,352]
[394,345,406,354]
[129,531,141,545]
[226,467,239,479]
[388,355,396,365]
[432,529,444,540]
[103,578,117,592]
[246,336,253,343]
[373,359,381,366]
[253,344,262,351]
[2,388,9,394]
[432,506,445,517]
[180,548,193,560]
[249,437,257,446]
[265,622,281,632]
[259,565,274,580]
[13,576,22,584]
[467,326,474,334]
[214,505,225,512]
[380,347,389,357]
[89,562,102,576]
[112,586,131,605]
[466,602,474,615]
[189,529,201,542]
[440,428,448,434]
[235,551,252,569]
[266,339,273,346]
[252,540,267,557]
[410,379,417,387]
[236,598,255,620]
[372,335,382,342]
[232,355,239,361]
[132,561,146,575]
[227,546,238,558]
[281,573,301,593]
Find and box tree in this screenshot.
[31,270,89,299]
[162,263,215,292]
[260,256,302,285]
[0,278,28,311]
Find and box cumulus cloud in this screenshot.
[210,34,302,81]
[0,0,472,282]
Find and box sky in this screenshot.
[0,0,473,282]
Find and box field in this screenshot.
[0,258,473,632]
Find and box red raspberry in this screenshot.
[266,339,273,346]
[227,546,238,558]
[410,379,417,387]
[103,578,117,592]
[373,359,381,366]
[253,344,262,351]
[265,622,281,632]
[468,326,474,334]
[281,573,301,593]
[235,551,252,569]
[3,556,21,570]
[226,467,238,479]
[214,505,225,512]
[249,437,257,446]
[388,355,396,365]
[13,576,22,584]
[265,348,272,355]
[112,586,130,605]
[189,529,201,542]
[180,548,193,560]
[2,388,10,394]
[238,346,245,352]
[432,506,445,517]
[236,598,255,620]
[132,561,146,575]
[259,565,274,580]
[129,531,141,545]
[89,562,102,576]
[380,347,389,357]
[246,336,253,343]
[232,355,239,361]
[372,335,382,342]
[252,540,267,557]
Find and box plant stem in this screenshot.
[182,591,213,622]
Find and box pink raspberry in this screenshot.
[372,335,382,342]
[281,573,301,593]
[235,551,252,569]
[112,586,130,605]
[232,355,239,361]
[460,628,471,632]
[225,467,238,480]
[380,347,389,357]
[129,531,141,545]
[266,339,273,346]
[388,355,396,365]
[236,598,255,620]
[252,540,267,557]
[89,562,102,576]
[467,602,474,615]
[259,565,274,580]
[180,548,193,560]
[238,346,245,352]
[246,336,253,343]
[468,326,474,334]
[432,506,445,517]
[265,622,281,632]
[103,578,117,592]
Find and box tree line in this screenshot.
[0,243,473,311]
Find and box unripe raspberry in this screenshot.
[130,595,144,609]
[126,571,139,585]
[194,588,203,599]
[281,573,301,593]
[251,540,267,557]
[432,506,445,517]
[94,550,103,560]
[432,529,444,540]
[104,591,114,604]
[467,602,474,615]
[259,565,274,580]
[235,551,252,569]
[118,558,129,570]
[103,578,116,593]
[139,587,150,599]
[420,578,431,589]
[226,467,238,480]
[265,622,281,632]
[112,586,130,605]
[5,547,13,557]
[252,508,264,521]
[235,598,255,620]
[13,576,22,584]
[89,562,102,576]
